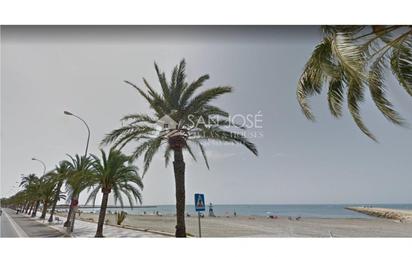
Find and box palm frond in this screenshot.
[186,86,232,114]
[299,26,412,141]
[124,80,166,116]
[130,136,162,161]
[347,78,377,141]
[391,37,412,96]
[202,105,229,117]
[120,114,157,124]
[180,74,210,107]
[142,137,163,176]
[184,143,197,162]
[164,145,172,168]
[112,186,124,208]
[331,32,366,82]
[369,51,405,125]
[195,127,258,156]
[85,186,101,207]
[196,141,210,170]
[171,59,186,105]
[327,75,345,118]
[101,125,156,147]
[154,62,171,101]
[297,38,336,120]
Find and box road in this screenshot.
[1,208,23,237]
[0,208,66,237]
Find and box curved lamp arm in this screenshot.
[64,111,90,157]
[32,157,46,176]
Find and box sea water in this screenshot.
[98,204,412,218]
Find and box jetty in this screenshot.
[346,207,412,223]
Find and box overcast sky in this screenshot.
[1,26,412,205]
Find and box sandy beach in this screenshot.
[69,210,412,237]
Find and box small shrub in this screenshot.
[116,211,127,225]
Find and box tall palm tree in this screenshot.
[20,174,42,217]
[48,161,70,222]
[19,174,39,192]
[39,174,58,219]
[19,174,38,214]
[85,148,143,237]
[102,59,258,237]
[63,154,93,232]
[297,25,412,141]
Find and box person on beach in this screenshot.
[209,203,215,217]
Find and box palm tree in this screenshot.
[1,192,26,210]
[297,25,412,141]
[48,161,70,222]
[85,148,143,237]
[19,174,38,188]
[63,154,93,232]
[39,174,58,219]
[102,59,258,237]
[19,174,42,217]
[19,174,38,214]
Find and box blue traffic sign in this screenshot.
[194,193,205,212]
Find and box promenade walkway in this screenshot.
[1,208,65,237]
[21,211,168,237]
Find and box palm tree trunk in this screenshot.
[63,207,72,227]
[26,202,33,215]
[64,195,75,227]
[95,190,110,237]
[23,202,29,213]
[31,200,40,217]
[173,148,186,237]
[40,201,48,219]
[68,194,79,233]
[28,202,34,215]
[48,182,63,222]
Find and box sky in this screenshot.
[1,26,412,205]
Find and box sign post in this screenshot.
[194,193,205,238]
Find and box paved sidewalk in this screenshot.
[2,209,66,237]
[25,212,168,238]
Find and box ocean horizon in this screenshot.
[76,204,412,219]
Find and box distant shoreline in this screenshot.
[58,204,412,219]
[57,211,412,237]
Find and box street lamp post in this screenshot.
[64,110,91,232]
[64,111,90,156]
[31,157,46,218]
[31,157,46,176]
